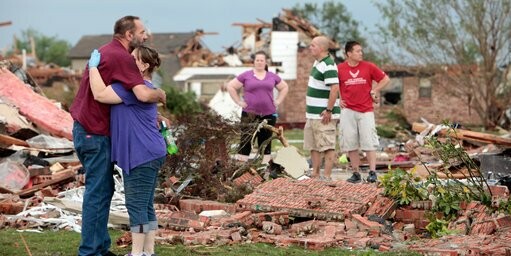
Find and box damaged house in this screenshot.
[173,9,328,127]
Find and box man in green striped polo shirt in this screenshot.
[304,36,340,181]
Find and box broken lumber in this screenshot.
[0,134,29,147]
[412,122,511,147]
[16,169,76,198]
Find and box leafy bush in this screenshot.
[162,85,203,117]
[380,168,427,205]
[376,125,397,138]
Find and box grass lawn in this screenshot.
[0,228,420,256]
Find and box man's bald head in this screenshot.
[313,36,331,51]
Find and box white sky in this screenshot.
[0,0,382,53]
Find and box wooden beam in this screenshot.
[0,134,29,147]
[412,122,511,147]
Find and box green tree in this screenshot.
[163,85,203,117]
[291,1,382,63]
[15,28,71,66]
[376,0,511,128]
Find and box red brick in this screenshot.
[364,195,397,218]
[233,172,263,187]
[379,245,391,251]
[230,231,242,242]
[179,199,236,214]
[158,211,210,231]
[32,175,52,185]
[353,237,371,248]
[235,178,381,221]
[0,201,24,214]
[40,186,58,197]
[351,214,382,231]
[290,220,319,234]
[495,215,511,228]
[262,221,282,235]
[252,211,289,227]
[470,222,496,235]
[344,218,357,231]
[489,185,509,198]
[300,238,336,250]
[323,225,337,239]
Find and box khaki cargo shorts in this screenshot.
[303,119,338,152]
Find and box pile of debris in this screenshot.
[179,8,337,68]
[2,65,511,255]
[0,65,83,231]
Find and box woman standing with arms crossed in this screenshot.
[227,50,289,164]
[88,46,166,256]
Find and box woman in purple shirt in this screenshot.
[227,50,289,164]
[88,46,165,256]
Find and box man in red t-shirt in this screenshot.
[337,41,389,183]
[70,16,165,256]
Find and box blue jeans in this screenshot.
[73,121,114,256]
[123,157,164,233]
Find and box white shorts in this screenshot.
[339,108,379,151]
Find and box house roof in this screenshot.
[68,32,200,82]
[68,32,196,58]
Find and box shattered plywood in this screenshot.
[0,102,37,135]
[272,146,308,179]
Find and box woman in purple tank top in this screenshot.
[226,50,289,164]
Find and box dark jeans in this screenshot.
[123,157,165,233]
[238,112,276,156]
[73,121,114,256]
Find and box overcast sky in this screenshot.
[1,0,381,53]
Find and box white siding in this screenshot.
[270,31,298,80]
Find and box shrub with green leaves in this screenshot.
[163,85,203,117]
[380,168,427,205]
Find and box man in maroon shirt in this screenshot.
[70,15,165,256]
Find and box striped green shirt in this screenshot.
[306,55,340,119]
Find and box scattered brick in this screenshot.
[262,221,282,235]
[236,178,381,221]
[179,199,236,214]
[351,214,382,232]
[364,195,397,219]
[233,171,263,187]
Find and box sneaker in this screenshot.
[319,176,332,182]
[347,172,361,183]
[367,171,378,183]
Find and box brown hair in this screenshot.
[253,50,269,71]
[114,15,139,38]
[345,40,361,54]
[135,45,161,74]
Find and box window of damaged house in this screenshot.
[381,77,402,105]
[419,78,432,99]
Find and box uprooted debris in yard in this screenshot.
[3,61,511,253]
[157,110,304,204]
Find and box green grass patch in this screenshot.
[0,228,419,255]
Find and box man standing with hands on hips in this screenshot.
[337,40,389,183]
[70,15,166,256]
